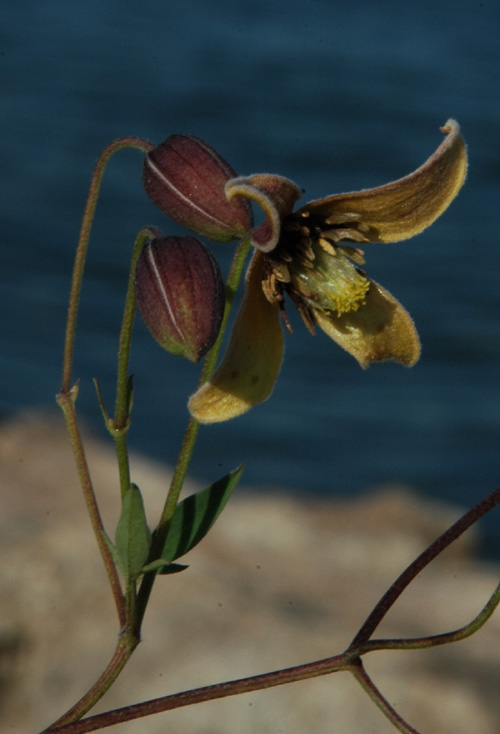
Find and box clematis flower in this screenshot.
[188,120,467,423]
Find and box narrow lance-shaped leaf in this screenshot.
[159,465,244,563]
[141,559,189,575]
[115,483,152,582]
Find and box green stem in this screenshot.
[61,136,154,396]
[53,138,154,728]
[351,484,500,647]
[358,578,500,654]
[156,237,252,535]
[350,662,420,734]
[135,236,252,628]
[111,226,163,500]
[42,636,137,731]
[50,235,253,726]
[57,137,154,617]
[56,389,125,625]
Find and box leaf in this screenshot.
[161,465,243,562]
[141,560,189,575]
[100,529,123,573]
[93,378,111,425]
[115,483,152,582]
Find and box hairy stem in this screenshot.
[358,577,500,654]
[40,638,137,732]
[56,389,125,624]
[111,225,163,500]
[53,138,154,730]
[43,483,500,734]
[40,653,347,734]
[350,484,500,647]
[61,136,154,395]
[350,661,421,734]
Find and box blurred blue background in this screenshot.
[2,0,500,552]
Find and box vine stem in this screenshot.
[40,637,136,731]
[350,662,420,734]
[57,137,154,621]
[41,653,348,734]
[350,484,500,647]
[357,577,500,654]
[41,484,500,734]
[56,389,125,625]
[60,137,154,395]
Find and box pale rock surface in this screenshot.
[1,412,500,733]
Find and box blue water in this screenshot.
[3,0,500,553]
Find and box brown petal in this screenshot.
[312,280,421,368]
[302,119,467,243]
[189,252,284,422]
[225,174,303,252]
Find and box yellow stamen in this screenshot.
[289,240,370,316]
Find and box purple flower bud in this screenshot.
[134,236,225,363]
[143,135,253,242]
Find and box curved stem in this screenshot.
[60,136,154,396]
[350,484,500,647]
[57,138,154,619]
[56,389,125,625]
[41,636,137,732]
[358,577,500,654]
[52,138,154,730]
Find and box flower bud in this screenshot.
[143,135,253,242]
[134,236,225,362]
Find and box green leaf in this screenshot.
[93,378,111,426]
[115,483,152,582]
[100,528,123,573]
[161,465,243,562]
[141,559,189,575]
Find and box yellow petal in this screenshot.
[302,119,467,243]
[189,252,284,423]
[313,280,420,368]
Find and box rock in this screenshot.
[1,411,499,733]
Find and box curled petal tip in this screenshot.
[303,119,467,244]
[226,174,303,252]
[440,118,459,134]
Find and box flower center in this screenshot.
[288,240,370,316]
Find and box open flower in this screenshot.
[189,120,467,423]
